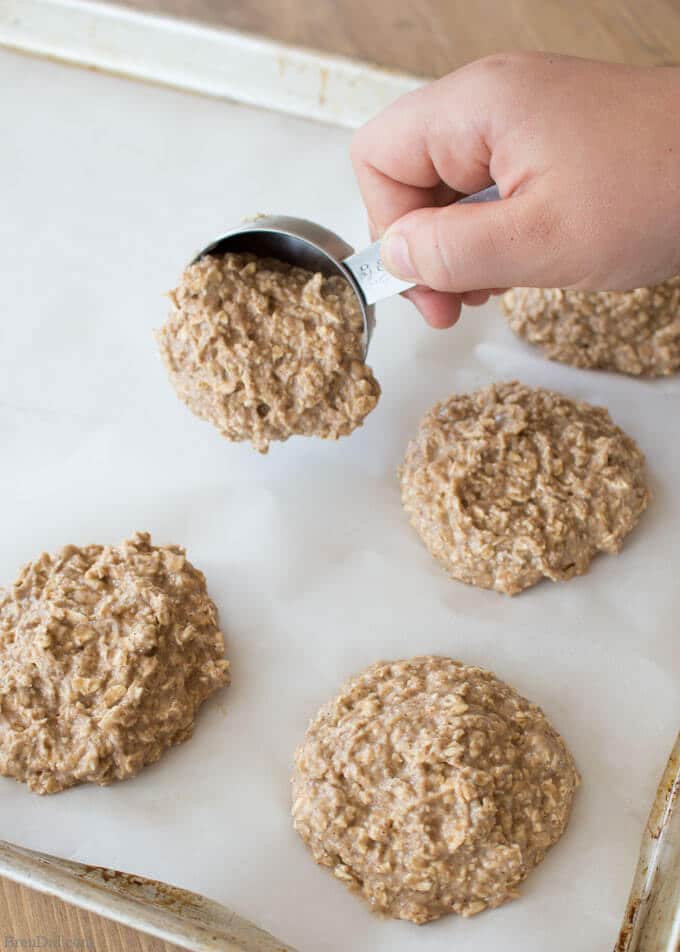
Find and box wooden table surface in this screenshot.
[118,0,680,73]
[4,0,679,948]
[0,877,184,951]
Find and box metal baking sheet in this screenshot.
[615,732,680,952]
[0,0,423,128]
[0,46,679,952]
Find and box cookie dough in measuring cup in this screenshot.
[156,186,499,453]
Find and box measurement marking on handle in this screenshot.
[344,241,414,305]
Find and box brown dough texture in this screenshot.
[399,382,649,595]
[292,656,579,924]
[0,532,229,794]
[502,279,680,376]
[157,253,380,453]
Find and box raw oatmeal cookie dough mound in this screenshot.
[502,278,680,376]
[400,381,649,595]
[0,532,229,794]
[157,253,381,453]
[292,656,579,924]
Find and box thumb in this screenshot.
[380,192,557,292]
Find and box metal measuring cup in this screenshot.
[192,185,500,358]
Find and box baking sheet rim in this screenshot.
[0,0,425,128]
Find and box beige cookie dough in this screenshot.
[157,253,380,453]
[502,279,680,376]
[292,656,579,924]
[400,381,649,595]
[0,532,229,795]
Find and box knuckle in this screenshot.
[516,197,565,283]
[476,51,518,72]
[476,50,542,74]
[532,207,564,271]
[421,213,463,291]
[414,209,493,292]
[525,199,559,249]
[452,52,539,120]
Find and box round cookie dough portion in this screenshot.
[502,279,680,376]
[0,532,229,794]
[157,253,381,453]
[400,381,649,595]
[292,656,579,924]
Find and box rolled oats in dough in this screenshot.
[156,253,381,453]
[292,656,579,924]
[400,381,649,595]
[502,278,680,376]
[0,532,229,795]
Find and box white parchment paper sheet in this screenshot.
[0,47,678,952]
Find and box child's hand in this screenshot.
[351,52,680,327]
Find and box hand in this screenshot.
[351,52,680,328]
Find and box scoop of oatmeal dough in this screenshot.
[156,253,381,453]
[0,532,229,794]
[292,656,579,924]
[400,381,649,595]
[502,278,680,376]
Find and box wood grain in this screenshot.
[3,2,679,948]
[114,0,680,74]
[0,877,184,951]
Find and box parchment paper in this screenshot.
[0,47,678,952]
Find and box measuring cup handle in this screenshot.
[343,184,501,305]
[458,183,500,205]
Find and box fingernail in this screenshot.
[381,231,416,281]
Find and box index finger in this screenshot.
[350,76,493,235]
